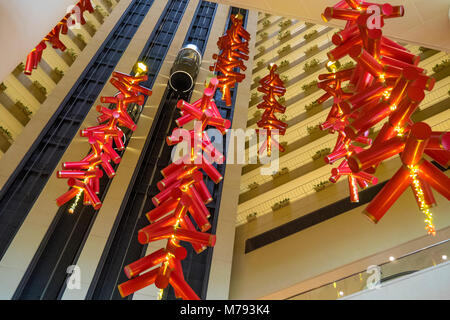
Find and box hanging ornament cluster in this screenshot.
[55,71,152,211]
[210,14,250,106]
[25,0,94,75]
[317,0,450,235]
[118,78,231,300]
[255,64,287,156]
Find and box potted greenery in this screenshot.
[302,80,318,94]
[303,29,318,42]
[277,30,291,41]
[94,5,106,23]
[246,212,257,222]
[259,32,268,41]
[272,167,289,179]
[0,125,13,141]
[277,44,291,56]
[313,180,331,192]
[304,100,322,112]
[84,21,97,36]
[0,82,6,92]
[15,100,33,118]
[305,44,319,56]
[312,147,331,161]
[271,198,290,211]
[51,67,64,83]
[63,48,78,65]
[30,81,47,102]
[279,60,290,71]
[102,0,113,11]
[262,19,270,27]
[278,19,292,29]
[248,182,259,190]
[256,60,265,69]
[303,58,320,73]
[74,33,87,50]
[307,123,321,135]
[432,59,450,79]
[258,46,266,54]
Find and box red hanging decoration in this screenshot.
[24,0,95,75]
[255,64,287,156]
[210,14,250,106]
[118,78,230,300]
[56,71,152,211]
[317,0,450,235]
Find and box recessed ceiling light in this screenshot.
[442,255,448,260]
[389,256,395,262]
[339,291,344,296]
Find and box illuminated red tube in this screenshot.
[124,248,167,279]
[364,165,411,223]
[323,7,361,22]
[118,267,159,297]
[417,160,450,200]
[380,43,419,65]
[332,23,358,45]
[380,56,424,74]
[345,101,391,139]
[367,28,382,59]
[389,67,419,108]
[411,178,436,208]
[350,45,384,77]
[179,216,206,253]
[349,176,359,203]
[56,188,81,207]
[174,228,216,247]
[62,161,91,170]
[389,86,425,129]
[327,35,362,61]
[325,148,349,165]
[176,114,194,127]
[414,74,435,91]
[158,166,187,189]
[57,170,96,179]
[69,178,101,209]
[353,171,378,184]
[169,269,200,300]
[348,136,405,172]
[346,82,387,109]
[186,187,211,231]
[161,160,186,178]
[152,180,182,206]
[200,156,223,183]
[400,122,431,166]
[177,100,203,119]
[424,149,450,168]
[357,178,369,189]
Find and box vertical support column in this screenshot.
[205,9,258,300]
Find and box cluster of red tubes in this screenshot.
[55,71,151,211]
[118,78,230,300]
[317,0,450,234]
[256,64,287,156]
[25,0,94,75]
[210,14,250,106]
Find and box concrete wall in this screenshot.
[229,154,450,299]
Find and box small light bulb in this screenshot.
[339,291,344,296]
[442,255,448,261]
[389,256,395,262]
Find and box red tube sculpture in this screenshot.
[210,14,250,106]
[25,0,95,75]
[317,0,449,235]
[56,71,152,211]
[118,78,230,300]
[255,64,287,156]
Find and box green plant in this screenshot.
[271,198,290,211]
[15,62,25,73]
[280,75,289,83]
[337,61,355,71]
[313,181,331,192]
[95,5,108,17]
[306,123,321,135]
[54,67,64,77]
[264,13,271,18]
[32,81,47,96]
[0,82,6,92]
[272,167,289,179]
[277,44,291,56]
[280,141,288,149]
[103,0,113,8]
[253,110,262,118]
[277,30,291,41]
[254,76,261,84]
[278,96,286,104]
[0,125,13,140]
[305,44,319,56]
[302,80,318,93]
[262,19,270,27]
[86,21,97,31]
[246,212,257,222]
[66,48,78,60]
[256,60,265,69]
[251,92,259,102]
[304,100,321,111]
[303,29,318,41]
[76,33,86,44]
[305,22,314,27]
[279,60,290,68]
[278,19,292,29]
[258,46,266,54]
[15,100,32,116]
[248,182,259,190]
[303,58,320,73]
[312,147,331,161]
[259,32,268,41]
[432,59,450,73]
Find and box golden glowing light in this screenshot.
[409,166,435,236]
